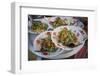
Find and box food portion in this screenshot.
[37,32,57,53]
[51,17,67,28]
[31,21,48,33]
[58,28,78,47]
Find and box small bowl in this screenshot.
[28,18,49,34]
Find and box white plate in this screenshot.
[51,26,87,51]
[29,42,84,59]
[33,31,64,58]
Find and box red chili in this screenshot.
[47,32,51,35]
[43,52,48,55]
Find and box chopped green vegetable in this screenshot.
[31,21,48,33]
[58,28,78,47]
[52,17,66,28]
[40,34,57,52]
